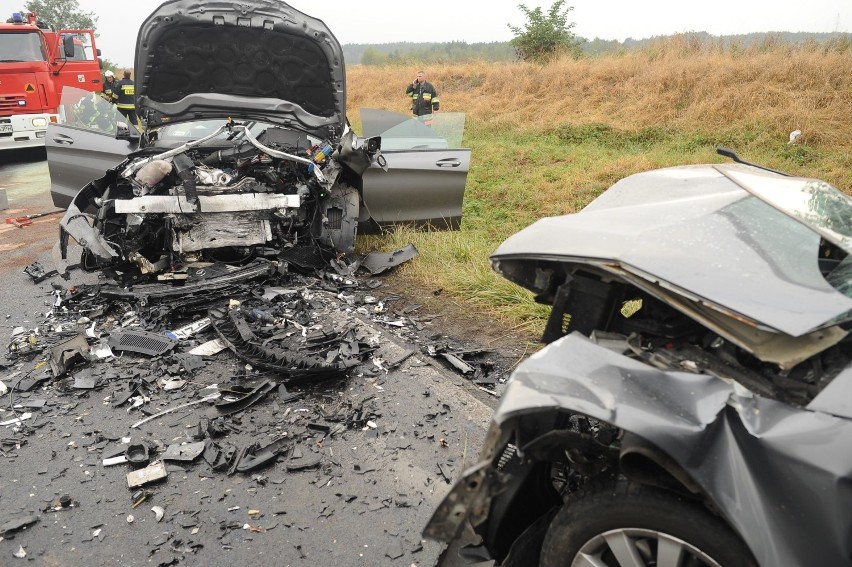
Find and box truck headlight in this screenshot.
[32,118,48,128]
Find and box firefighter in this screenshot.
[115,69,137,126]
[101,70,118,103]
[405,70,440,126]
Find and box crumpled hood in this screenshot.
[491,164,852,337]
[134,0,345,138]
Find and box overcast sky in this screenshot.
[2,0,850,67]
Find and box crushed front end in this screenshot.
[58,120,380,283]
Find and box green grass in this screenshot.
[363,119,847,334]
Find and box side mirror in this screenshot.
[116,121,140,142]
[365,136,381,154]
[63,36,75,58]
[96,48,101,56]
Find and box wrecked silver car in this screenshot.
[425,151,852,567]
[47,0,468,282]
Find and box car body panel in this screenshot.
[491,332,852,567]
[361,148,469,230]
[135,0,345,138]
[46,88,138,208]
[426,159,852,567]
[491,164,852,337]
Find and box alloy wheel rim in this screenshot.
[572,527,723,567]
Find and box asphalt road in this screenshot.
[0,150,498,566]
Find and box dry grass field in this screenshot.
[347,36,852,334]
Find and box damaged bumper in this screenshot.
[426,332,852,567]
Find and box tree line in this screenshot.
[346,31,852,66]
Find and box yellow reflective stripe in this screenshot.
[116,104,134,109]
[422,93,432,101]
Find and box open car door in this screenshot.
[359,109,469,232]
[46,87,139,209]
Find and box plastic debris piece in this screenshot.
[188,338,227,356]
[130,393,221,429]
[152,506,165,522]
[102,455,127,466]
[91,342,114,359]
[0,513,38,536]
[360,243,419,275]
[1,413,31,427]
[157,377,186,391]
[127,461,168,488]
[108,330,176,356]
[125,443,150,467]
[126,514,134,523]
[441,352,475,374]
[131,489,150,508]
[165,317,211,341]
[72,371,97,389]
[49,334,90,377]
[13,546,26,558]
[162,441,205,462]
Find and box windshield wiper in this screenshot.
[716,146,790,177]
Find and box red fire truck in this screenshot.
[0,11,102,151]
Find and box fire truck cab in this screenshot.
[0,11,102,150]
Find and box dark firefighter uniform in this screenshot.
[115,77,137,125]
[405,81,440,125]
[101,78,118,104]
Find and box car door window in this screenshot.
[57,86,131,136]
[360,108,465,151]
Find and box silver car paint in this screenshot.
[491,164,852,337]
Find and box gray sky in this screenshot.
[2,0,850,67]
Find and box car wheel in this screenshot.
[540,481,756,567]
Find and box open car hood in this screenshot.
[491,164,852,337]
[135,0,345,138]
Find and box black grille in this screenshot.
[108,330,176,356]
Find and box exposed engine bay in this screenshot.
[537,265,852,407]
[58,120,384,284]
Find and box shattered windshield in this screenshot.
[360,108,466,150]
[721,166,852,255]
[56,86,127,136]
[0,31,45,62]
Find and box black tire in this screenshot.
[540,481,757,567]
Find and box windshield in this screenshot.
[156,119,270,143]
[0,31,46,62]
[721,166,852,255]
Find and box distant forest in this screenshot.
[343,32,852,65]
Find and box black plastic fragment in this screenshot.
[100,259,275,300]
[209,310,346,383]
[235,436,290,473]
[360,244,419,275]
[0,513,39,536]
[209,380,276,418]
[108,330,176,356]
[23,261,58,283]
[49,334,91,378]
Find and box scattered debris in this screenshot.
[152,506,165,523]
[127,461,168,488]
[360,244,420,275]
[0,513,38,536]
[162,442,205,462]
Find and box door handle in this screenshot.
[53,134,74,145]
[436,158,460,168]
